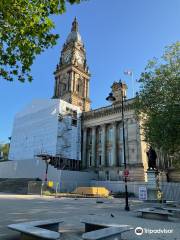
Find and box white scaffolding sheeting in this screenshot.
[9,99,82,161]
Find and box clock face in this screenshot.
[63,49,72,63]
[75,51,84,65]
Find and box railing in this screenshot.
[28,180,85,195]
[91,180,180,201]
[160,182,180,201]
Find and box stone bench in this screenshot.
[82,226,133,240]
[81,218,133,240]
[81,218,131,232]
[165,201,179,206]
[8,219,64,240]
[162,207,180,218]
[136,208,173,221]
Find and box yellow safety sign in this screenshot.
[157,190,163,200]
[48,181,54,187]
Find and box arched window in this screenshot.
[63,84,66,91]
[76,78,83,96]
[76,83,80,92]
[60,83,66,96]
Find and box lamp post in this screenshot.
[106,80,130,211]
[44,158,51,182]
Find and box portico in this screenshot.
[82,98,147,181]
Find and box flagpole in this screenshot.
[132,71,134,98]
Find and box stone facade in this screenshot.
[53,18,148,181]
[82,100,148,181]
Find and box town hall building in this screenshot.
[52,18,148,181]
[9,18,148,182]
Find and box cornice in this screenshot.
[72,66,91,78]
[54,64,90,78]
[82,99,135,121]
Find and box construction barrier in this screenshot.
[73,187,109,197]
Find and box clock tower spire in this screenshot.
[71,16,78,32]
[53,17,91,112]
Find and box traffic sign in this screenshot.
[139,186,147,200]
[124,169,129,177]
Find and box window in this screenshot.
[107,127,113,141]
[73,111,77,119]
[77,78,83,96]
[98,128,102,143]
[99,155,102,166]
[63,84,66,91]
[119,127,123,141]
[71,119,77,126]
[118,148,123,166]
[107,150,112,166]
[88,130,92,144]
[119,148,124,164]
[89,154,92,167]
[119,127,127,141]
[106,171,110,180]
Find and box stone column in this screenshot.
[91,126,96,167]
[101,124,106,166]
[87,80,89,98]
[73,72,76,92]
[82,128,87,169]
[69,71,74,92]
[84,78,86,98]
[112,122,117,166]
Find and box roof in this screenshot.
[66,17,83,44]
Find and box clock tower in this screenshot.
[53,17,91,112]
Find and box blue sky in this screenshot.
[0,0,180,142]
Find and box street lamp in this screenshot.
[106,80,130,211]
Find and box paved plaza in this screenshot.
[0,194,179,240]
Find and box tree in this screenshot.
[0,143,10,160]
[0,0,85,82]
[135,42,180,167]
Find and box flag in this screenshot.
[124,70,133,76]
[124,70,135,97]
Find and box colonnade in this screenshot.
[82,122,122,168]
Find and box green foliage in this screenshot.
[0,0,85,82]
[0,143,9,160]
[135,42,180,163]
